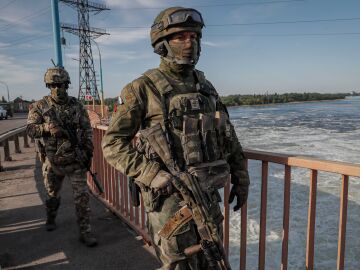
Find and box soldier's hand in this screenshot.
[48,123,65,138]
[150,170,173,196]
[85,155,93,169]
[228,184,249,211]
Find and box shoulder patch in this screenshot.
[119,83,140,110]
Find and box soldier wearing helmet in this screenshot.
[27,67,97,247]
[102,7,249,269]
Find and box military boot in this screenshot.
[79,232,97,247]
[45,197,60,231]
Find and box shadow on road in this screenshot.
[0,153,161,270]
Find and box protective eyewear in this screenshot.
[49,83,65,88]
[167,9,204,27]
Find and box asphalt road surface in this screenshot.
[0,113,28,135]
[0,139,161,269]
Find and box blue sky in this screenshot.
[0,0,360,101]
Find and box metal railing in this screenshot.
[88,125,360,270]
[0,126,30,171]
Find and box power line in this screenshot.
[112,0,304,10]
[107,30,360,37]
[0,34,51,48]
[0,33,51,46]
[207,17,360,27]
[10,47,50,57]
[108,17,360,29]
[0,6,50,32]
[0,0,17,12]
[206,32,360,37]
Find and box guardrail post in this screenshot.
[23,132,30,148]
[14,135,21,153]
[3,139,12,161]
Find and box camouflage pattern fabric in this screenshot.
[27,94,93,234]
[42,159,91,233]
[102,59,250,269]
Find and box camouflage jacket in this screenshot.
[102,61,249,188]
[27,95,93,166]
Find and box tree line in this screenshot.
[220,92,349,106]
[104,92,353,111]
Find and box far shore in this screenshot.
[226,97,353,108]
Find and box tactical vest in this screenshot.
[143,68,232,168]
[41,96,84,166]
[142,69,232,223]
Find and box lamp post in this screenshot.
[0,81,10,102]
[91,39,105,118]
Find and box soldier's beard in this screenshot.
[168,39,199,66]
[51,88,68,104]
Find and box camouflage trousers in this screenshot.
[42,159,91,234]
[147,193,223,270]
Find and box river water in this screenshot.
[227,97,360,269]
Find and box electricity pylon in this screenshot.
[60,0,109,101]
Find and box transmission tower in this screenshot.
[60,0,109,101]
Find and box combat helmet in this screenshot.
[150,7,205,64]
[44,67,71,87]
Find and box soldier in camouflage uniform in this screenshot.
[27,67,97,247]
[102,7,250,269]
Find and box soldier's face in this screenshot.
[168,31,199,65]
[49,83,68,102]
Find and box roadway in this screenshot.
[0,138,160,269]
[0,113,28,135]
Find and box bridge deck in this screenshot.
[0,141,160,269]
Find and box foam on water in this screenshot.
[226,97,360,269]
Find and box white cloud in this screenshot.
[202,41,223,48]
[0,55,38,84]
[104,0,161,9]
[98,28,149,45]
[0,54,45,100]
[202,39,238,48]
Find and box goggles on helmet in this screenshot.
[167,9,204,27]
[152,8,204,31]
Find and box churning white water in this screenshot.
[227,97,360,269]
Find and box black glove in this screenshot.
[85,156,92,169]
[228,184,249,211]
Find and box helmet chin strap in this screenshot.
[160,39,200,66]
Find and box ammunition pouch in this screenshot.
[200,113,219,162]
[181,116,203,165]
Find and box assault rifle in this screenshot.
[140,123,231,270]
[43,107,104,194]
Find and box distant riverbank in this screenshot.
[220,92,350,107]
